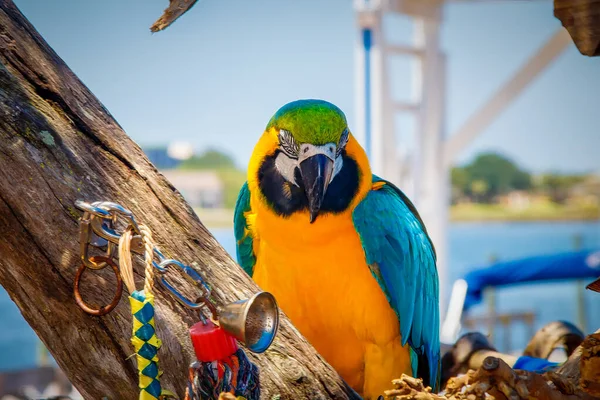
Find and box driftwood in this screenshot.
[384,358,596,400]
[151,0,199,32]
[443,357,583,400]
[383,331,600,400]
[580,334,600,397]
[554,0,600,56]
[0,1,360,399]
[559,332,600,398]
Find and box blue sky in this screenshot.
[13,0,600,173]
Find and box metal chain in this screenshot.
[74,200,217,317]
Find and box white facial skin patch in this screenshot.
[275,151,299,186]
[275,143,344,187]
[298,143,336,163]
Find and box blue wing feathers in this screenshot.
[412,282,425,352]
[352,175,440,389]
[233,182,256,276]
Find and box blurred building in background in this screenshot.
[162,170,224,208]
[144,142,195,169]
[144,146,182,170]
[143,142,228,209]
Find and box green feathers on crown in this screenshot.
[267,99,348,146]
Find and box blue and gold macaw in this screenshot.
[234,99,439,399]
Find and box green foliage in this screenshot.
[451,167,469,193]
[538,173,587,204]
[470,179,489,201]
[217,168,247,208]
[178,149,236,170]
[452,152,532,203]
[451,152,595,207]
[465,153,532,200]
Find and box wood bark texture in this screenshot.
[579,332,600,397]
[557,331,600,399]
[381,333,600,400]
[0,1,360,399]
[554,0,600,56]
[151,0,199,32]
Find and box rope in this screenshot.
[119,225,155,296]
[119,228,136,294]
[140,224,156,296]
[184,349,259,400]
[119,224,164,400]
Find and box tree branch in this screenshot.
[151,0,198,33]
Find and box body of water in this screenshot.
[0,221,598,371]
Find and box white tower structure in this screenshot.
[354,0,571,324]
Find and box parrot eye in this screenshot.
[336,128,349,157]
[278,129,299,159]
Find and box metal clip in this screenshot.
[89,215,145,253]
[158,259,212,310]
[74,200,111,218]
[88,202,145,255]
[93,201,141,235]
[76,207,115,269]
[74,199,219,317]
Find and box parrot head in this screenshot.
[248,99,370,223]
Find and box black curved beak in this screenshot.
[299,153,334,223]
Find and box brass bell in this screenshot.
[218,291,279,353]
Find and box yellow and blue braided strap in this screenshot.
[130,290,162,400]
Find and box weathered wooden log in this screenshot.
[580,332,600,397]
[557,330,600,399]
[151,0,199,32]
[408,329,600,400]
[0,1,359,399]
[554,0,600,57]
[437,351,599,400]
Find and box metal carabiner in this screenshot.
[74,200,111,219]
[157,259,211,309]
[89,213,145,255]
[79,215,115,270]
[75,201,118,269]
[93,201,141,235]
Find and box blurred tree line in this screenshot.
[176,149,596,210]
[451,152,593,205]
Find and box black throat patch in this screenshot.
[258,151,360,217]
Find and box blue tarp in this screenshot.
[463,249,600,311]
[512,356,559,372]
